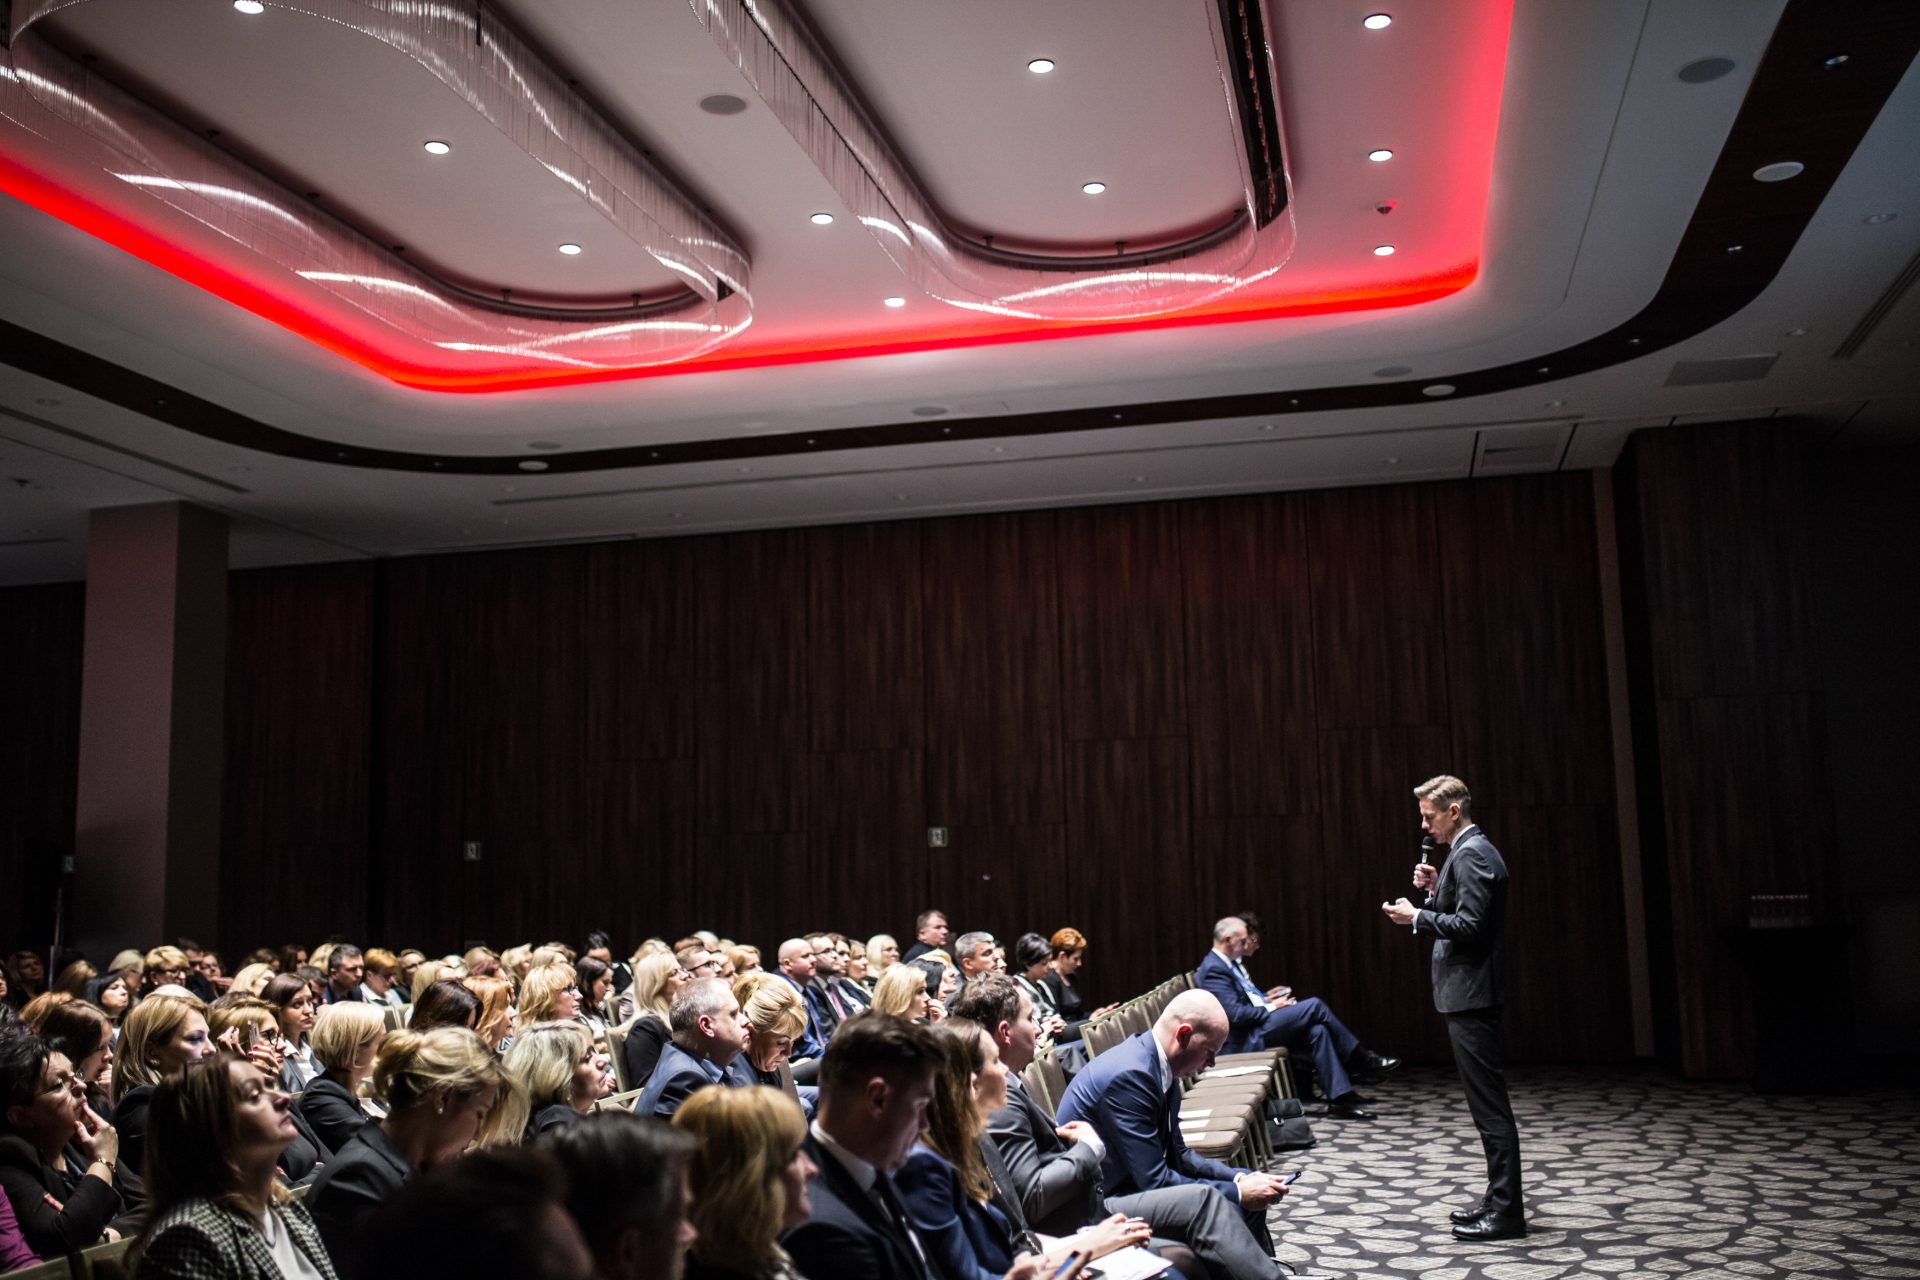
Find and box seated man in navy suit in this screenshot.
[1056,990,1293,1265]
[783,1010,1047,1280]
[633,977,752,1119]
[1195,916,1397,1120]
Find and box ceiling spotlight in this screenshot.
[1372,244,1396,256]
[1082,181,1107,195]
[1363,13,1393,30]
[233,0,265,12]
[809,212,835,225]
[422,140,451,156]
[1753,161,1804,182]
[1823,53,1850,69]
[883,296,907,308]
[1863,211,1897,224]
[1028,58,1056,74]
[1367,148,1394,162]
[558,243,583,255]
[1677,57,1736,83]
[699,94,749,115]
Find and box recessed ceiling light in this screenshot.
[883,296,907,308]
[1422,384,1456,397]
[517,460,548,472]
[1363,13,1393,30]
[1082,181,1107,195]
[1863,211,1897,224]
[1677,57,1736,83]
[809,212,834,225]
[1367,149,1394,162]
[1028,58,1056,74]
[699,94,749,116]
[233,0,265,12]
[1753,161,1804,183]
[1823,53,1850,69]
[558,243,583,255]
[1372,244,1396,256]
[422,140,451,156]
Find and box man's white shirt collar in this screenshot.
[1152,1033,1174,1092]
[811,1118,879,1194]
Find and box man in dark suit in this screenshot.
[633,978,751,1119]
[901,909,950,964]
[1056,990,1293,1269]
[956,976,1283,1280]
[1383,774,1523,1241]
[1195,917,1397,1119]
[781,1011,943,1280]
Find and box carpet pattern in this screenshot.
[1258,1066,1920,1280]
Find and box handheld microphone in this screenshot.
[1418,834,1438,902]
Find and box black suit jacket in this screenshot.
[307,1122,412,1278]
[620,1014,671,1092]
[293,1076,366,1158]
[1416,823,1510,1013]
[782,1132,929,1280]
[0,1134,119,1256]
[108,1084,153,1211]
[983,1075,1103,1236]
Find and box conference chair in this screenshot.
[606,1021,632,1092]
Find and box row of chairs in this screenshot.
[9,1237,131,1280]
[1026,974,1296,1171]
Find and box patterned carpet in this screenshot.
[1259,1065,1920,1280]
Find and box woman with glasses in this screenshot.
[207,996,332,1187]
[33,994,116,1113]
[297,1002,389,1153]
[133,1056,338,1279]
[515,963,582,1035]
[262,974,321,1092]
[0,1033,122,1256]
[143,947,192,996]
[503,1022,610,1142]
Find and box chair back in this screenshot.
[596,1087,644,1113]
[7,1258,71,1280]
[607,1021,632,1092]
[383,1004,407,1032]
[1034,1052,1069,1122]
[74,1237,134,1280]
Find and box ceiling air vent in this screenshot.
[1664,354,1777,386]
[1472,421,1574,476]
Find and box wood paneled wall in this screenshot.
[206,474,1631,1062]
[0,582,84,949]
[1617,421,1838,1077]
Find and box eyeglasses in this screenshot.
[40,1070,76,1097]
[562,985,581,995]
[154,967,188,979]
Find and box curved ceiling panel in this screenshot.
[3,0,753,385]
[694,0,1295,320]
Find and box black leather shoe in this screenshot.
[1326,1099,1374,1120]
[1452,1213,1525,1242]
[1449,1200,1489,1225]
[1349,1050,1402,1084]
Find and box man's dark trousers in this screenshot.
[1446,1007,1520,1219]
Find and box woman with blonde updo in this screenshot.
[731,975,809,1110]
[503,1021,611,1141]
[673,1086,814,1280]
[306,1026,517,1273]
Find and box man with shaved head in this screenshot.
[1057,990,1293,1268]
[775,937,828,1075]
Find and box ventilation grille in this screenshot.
[1665,354,1778,386]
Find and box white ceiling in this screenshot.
[0,0,1916,586]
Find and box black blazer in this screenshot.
[782,1133,930,1280]
[109,1084,153,1211]
[620,1015,671,1092]
[0,1133,120,1256]
[281,1098,333,1187]
[526,1103,582,1143]
[1040,971,1085,1022]
[1415,824,1510,1013]
[294,1075,369,1155]
[982,1075,1103,1237]
[306,1123,412,1279]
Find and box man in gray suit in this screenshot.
[1382,774,1523,1241]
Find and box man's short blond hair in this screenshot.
[1414,775,1471,814]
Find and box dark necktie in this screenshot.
[871,1172,935,1280]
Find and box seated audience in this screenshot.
[846,940,870,987]
[3,954,45,1011]
[463,974,517,1052]
[462,947,502,980]
[574,956,613,1041]
[802,935,868,1043]
[85,970,133,1026]
[900,1020,1149,1280]
[52,959,96,1000]
[354,1147,593,1280]
[1009,934,1074,1042]
[540,1112,697,1280]
[0,1033,122,1256]
[393,951,424,1002]
[130,1054,336,1279]
[230,962,276,998]
[950,933,998,1000]
[406,978,480,1034]
[725,945,763,979]
[307,1026,513,1277]
[358,949,406,1009]
[143,947,191,998]
[871,963,936,1024]
[505,1021,611,1141]
[902,910,950,965]
[0,1188,37,1271]
[207,996,331,1184]
[298,1002,389,1153]
[911,953,960,1019]
[635,979,750,1120]
[262,974,320,1091]
[732,975,810,1114]
[30,995,114,1113]
[111,992,216,1211]
[518,962,583,1035]
[864,935,899,986]
[672,1084,813,1280]
[1195,916,1396,1119]
[618,951,689,1090]
[1056,991,1291,1264]
[1043,929,1114,1024]
[771,942,828,1066]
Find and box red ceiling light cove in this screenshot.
[0,1,1511,393]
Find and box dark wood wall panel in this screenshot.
[221,564,374,953]
[1620,421,1838,1077]
[9,472,1630,1062]
[0,583,84,948]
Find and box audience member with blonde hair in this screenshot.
[504,1021,611,1142]
[517,962,583,1030]
[307,1026,516,1275]
[359,948,406,1008]
[298,1002,389,1152]
[229,962,275,998]
[132,1054,339,1279]
[109,991,215,1211]
[617,951,690,1088]
[463,974,517,1052]
[731,974,809,1110]
[871,963,939,1023]
[142,946,190,996]
[672,1085,813,1280]
[205,994,331,1183]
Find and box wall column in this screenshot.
[73,502,227,959]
